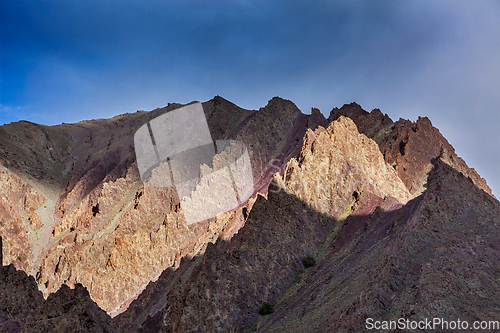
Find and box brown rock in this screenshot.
[257,160,500,332]
[283,116,411,219]
[113,114,412,332]
[0,96,322,314]
[330,103,495,197]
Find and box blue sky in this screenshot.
[1,0,499,196]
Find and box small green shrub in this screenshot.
[302,256,316,268]
[258,302,275,315]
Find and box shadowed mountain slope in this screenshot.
[0,97,498,333]
[0,238,115,332]
[257,160,500,332]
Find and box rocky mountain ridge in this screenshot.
[0,96,318,314]
[257,159,500,332]
[328,102,494,198]
[0,97,498,332]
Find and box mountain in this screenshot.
[0,96,315,315]
[0,97,498,332]
[328,102,494,198]
[0,250,115,332]
[257,159,500,332]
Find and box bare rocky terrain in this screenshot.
[0,96,313,315]
[256,160,500,332]
[0,97,498,332]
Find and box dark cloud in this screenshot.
[1,0,499,196]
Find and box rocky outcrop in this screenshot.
[257,160,500,332]
[330,102,494,197]
[0,97,497,332]
[113,115,413,331]
[0,96,320,314]
[0,237,115,332]
[283,117,411,219]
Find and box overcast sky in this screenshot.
[1,0,499,196]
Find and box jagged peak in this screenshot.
[340,101,363,109]
[416,115,433,127]
[250,96,303,123]
[307,107,328,129]
[310,107,323,116]
[264,96,301,112]
[202,95,251,118]
[328,101,367,123]
[369,108,393,124]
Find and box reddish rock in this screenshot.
[0,96,324,314]
[257,160,500,332]
[0,97,498,333]
[330,103,494,197]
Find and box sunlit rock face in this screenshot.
[0,96,315,313]
[329,102,494,198]
[1,97,498,333]
[112,114,415,332]
[282,116,412,220]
